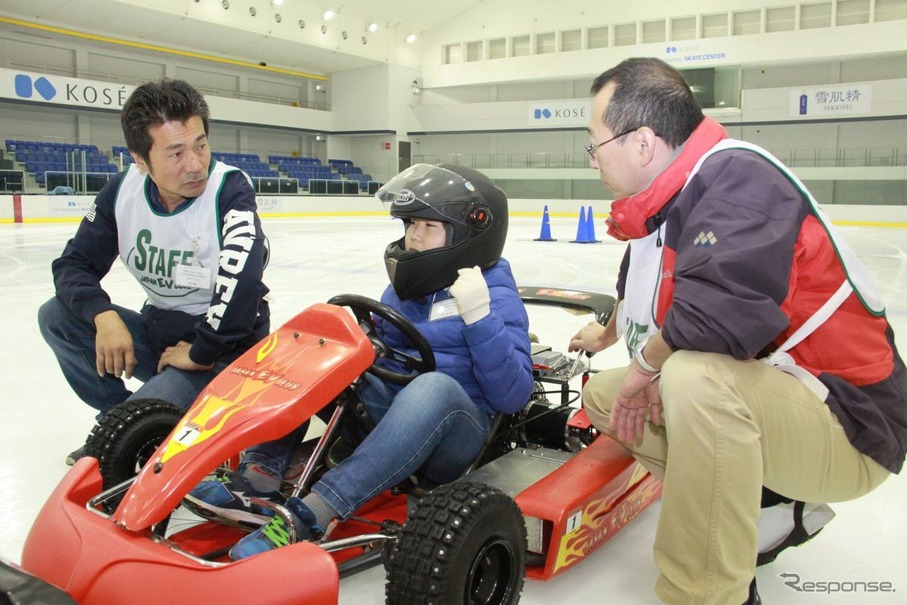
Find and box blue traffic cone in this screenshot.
[584,206,601,243]
[571,206,591,243]
[534,205,556,241]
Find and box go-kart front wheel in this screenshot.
[385,482,527,605]
[84,398,183,490]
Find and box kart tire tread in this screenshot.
[385,481,526,605]
[84,398,183,490]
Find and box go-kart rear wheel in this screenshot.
[84,398,183,490]
[385,482,526,605]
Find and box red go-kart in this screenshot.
[14,287,661,604]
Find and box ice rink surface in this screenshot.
[0,214,905,604]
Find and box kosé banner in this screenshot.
[0,68,135,111]
[527,101,587,127]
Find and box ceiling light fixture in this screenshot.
[272,0,284,5]
[367,22,378,32]
[322,10,335,20]
[405,33,417,43]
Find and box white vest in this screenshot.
[115,162,240,315]
[616,227,664,356]
[685,139,883,315]
[619,139,884,398]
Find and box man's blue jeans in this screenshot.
[38,297,226,416]
[243,371,493,519]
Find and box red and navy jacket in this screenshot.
[616,143,907,474]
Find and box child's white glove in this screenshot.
[449,266,491,325]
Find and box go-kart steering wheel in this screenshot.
[328,294,435,385]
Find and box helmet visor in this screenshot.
[376,163,478,227]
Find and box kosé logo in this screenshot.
[528,103,586,126]
[15,74,57,100]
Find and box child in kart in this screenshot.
[185,163,534,559]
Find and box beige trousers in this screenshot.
[582,350,891,605]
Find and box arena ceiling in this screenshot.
[1,0,489,79]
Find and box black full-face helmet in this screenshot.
[377,163,508,300]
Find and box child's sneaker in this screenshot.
[183,469,282,530]
[229,496,325,560]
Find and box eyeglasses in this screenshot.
[584,128,637,159]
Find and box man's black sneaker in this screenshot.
[65,445,85,466]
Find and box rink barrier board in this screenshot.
[2,195,907,227]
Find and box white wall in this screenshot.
[329,63,422,179]
[0,67,331,150]
[331,65,394,133]
[417,1,907,88]
[742,78,907,122]
[408,75,907,135]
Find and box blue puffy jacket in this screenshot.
[375,258,534,416]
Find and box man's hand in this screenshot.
[94,310,136,379]
[609,363,663,443]
[158,340,214,373]
[569,321,618,355]
[644,378,663,428]
[569,299,621,355]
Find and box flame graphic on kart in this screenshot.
[160,331,307,463]
[553,463,658,572]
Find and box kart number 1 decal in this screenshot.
[566,509,582,534]
[175,427,201,446]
